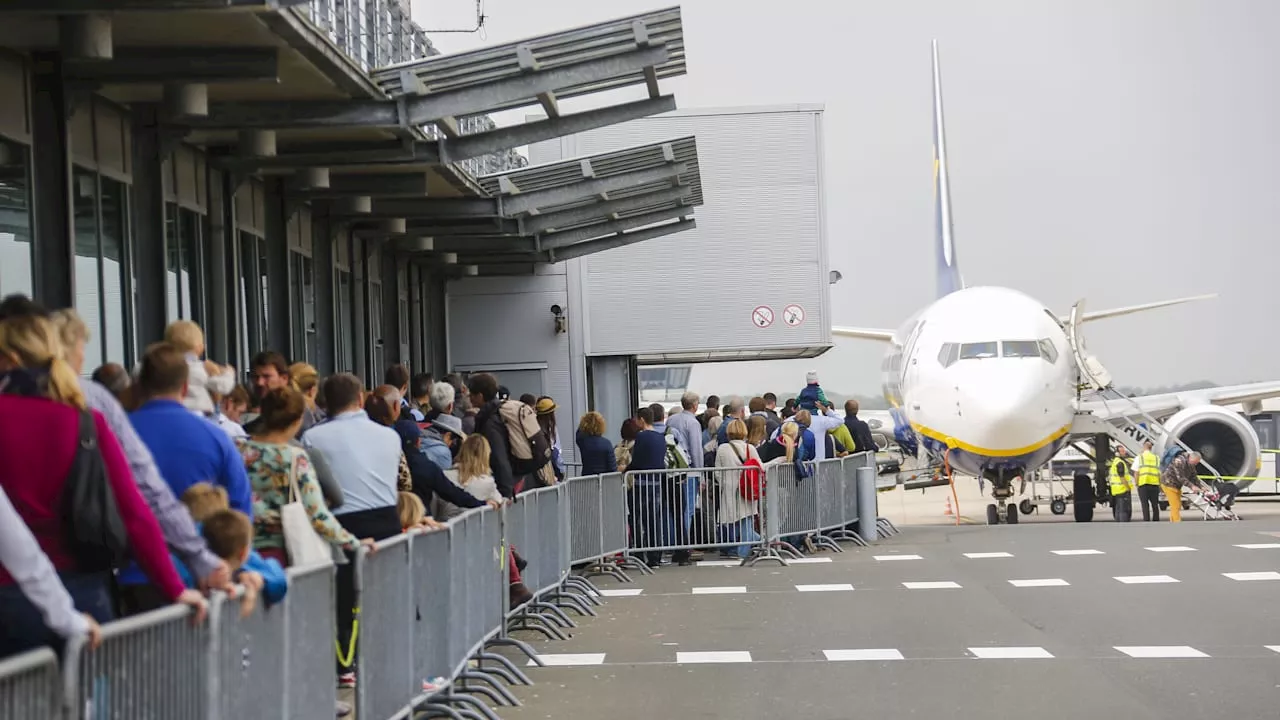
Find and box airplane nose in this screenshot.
[956,377,1049,451]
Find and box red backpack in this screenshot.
[732,442,764,502]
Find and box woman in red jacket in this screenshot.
[0,314,205,657]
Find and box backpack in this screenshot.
[62,410,130,571]
[1160,445,1185,471]
[731,442,764,502]
[497,400,553,476]
[664,428,689,470]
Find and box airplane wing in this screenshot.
[1061,294,1217,325]
[832,326,895,342]
[1079,381,1280,421]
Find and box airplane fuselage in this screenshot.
[880,286,1077,479]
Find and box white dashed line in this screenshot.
[969,647,1054,659]
[597,588,644,597]
[676,651,752,664]
[696,560,740,567]
[824,649,904,661]
[691,586,748,595]
[875,554,923,561]
[795,584,854,593]
[1145,546,1196,553]
[902,581,961,590]
[1114,646,1208,659]
[1009,578,1070,587]
[1114,575,1180,584]
[529,653,607,667]
[1267,646,1280,654]
[1235,543,1280,550]
[964,552,1014,559]
[1223,571,1280,581]
[1052,549,1104,556]
[787,557,834,564]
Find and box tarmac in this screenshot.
[496,486,1280,720]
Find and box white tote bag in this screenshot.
[280,453,333,567]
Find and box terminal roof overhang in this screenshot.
[635,344,834,364]
[352,135,704,271]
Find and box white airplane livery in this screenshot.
[832,41,1280,514]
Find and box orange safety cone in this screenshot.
[944,496,954,516]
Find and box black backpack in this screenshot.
[62,410,130,571]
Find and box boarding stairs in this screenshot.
[1063,302,1236,521]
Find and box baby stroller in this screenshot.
[1182,477,1240,521]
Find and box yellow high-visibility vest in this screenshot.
[1135,451,1161,486]
[1109,457,1132,496]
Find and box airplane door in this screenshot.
[1066,301,1113,391]
[901,321,926,408]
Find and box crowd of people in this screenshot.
[0,297,875,717]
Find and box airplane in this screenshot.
[831,40,1280,524]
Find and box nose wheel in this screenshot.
[985,500,1019,525]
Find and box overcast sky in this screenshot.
[413,0,1279,396]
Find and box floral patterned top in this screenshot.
[238,439,359,552]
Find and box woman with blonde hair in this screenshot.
[0,314,204,656]
[436,435,505,520]
[745,415,768,449]
[288,362,324,434]
[713,419,762,558]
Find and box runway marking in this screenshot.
[1009,578,1070,587]
[824,649,904,661]
[1052,549,1104,556]
[1234,543,1280,550]
[696,560,741,567]
[1222,571,1280,581]
[597,588,644,597]
[969,647,1054,659]
[528,653,607,667]
[875,554,923,561]
[1267,646,1280,654]
[903,581,961,590]
[691,586,747,595]
[787,557,834,564]
[1114,575,1180,584]
[1114,646,1208,659]
[963,552,1013,559]
[676,651,752,664]
[1145,546,1196,553]
[796,583,854,593]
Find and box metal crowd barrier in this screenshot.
[1,451,892,720]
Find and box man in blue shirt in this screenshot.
[630,407,671,567]
[120,342,252,613]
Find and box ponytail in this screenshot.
[0,315,85,410]
[47,357,86,410]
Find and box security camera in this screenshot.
[551,305,567,335]
[550,304,563,316]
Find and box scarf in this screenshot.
[0,365,53,398]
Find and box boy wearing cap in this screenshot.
[797,371,829,413]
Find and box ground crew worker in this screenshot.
[1161,450,1200,523]
[1133,440,1162,522]
[1108,445,1134,522]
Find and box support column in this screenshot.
[263,178,291,355]
[351,236,367,384]
[312,214,336,376]
[207,168,231,363]
[29,52,75,309]
[408,263,424,372]
[131,105,168,346]
[382,247,401,365]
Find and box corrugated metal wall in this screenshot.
[529,106,831,357]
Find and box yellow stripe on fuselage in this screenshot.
[912,422,1071,458]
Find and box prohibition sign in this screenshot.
[783,304,806,327]
[752,305,774,328]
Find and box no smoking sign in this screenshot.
[751,305,774,328]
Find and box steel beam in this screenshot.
[500,162,687,216]
[523,185,690,234]
[181,44,668,131]
[403,218,520,236]
[420,236,537,253]
[213,139,423,172]
[288,173,430,199]
[3,0,311,9]
[541,206,692,250]
[58,14,111,60]
[329,197,499,221]
[63,47,279,84]
[551,219,695,262]
[441,95,675,163]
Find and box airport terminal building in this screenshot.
[0,1,832,460]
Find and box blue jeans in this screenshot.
[683,475,700,532]
[0,571,113,659]
[718,518,761,558]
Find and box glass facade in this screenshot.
[164,203,206,325]
[290,250,316,365]
[73,169,133,372]
[0,139,32,298]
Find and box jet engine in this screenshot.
[1155,405,1260,488]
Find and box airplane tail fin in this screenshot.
[932,40,962,299]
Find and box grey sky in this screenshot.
[415,0,1279,396]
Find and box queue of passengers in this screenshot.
[0,294,567,717]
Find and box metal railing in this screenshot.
[1,454,888,719]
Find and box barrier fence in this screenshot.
[5,452,889,719]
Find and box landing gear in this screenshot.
[986,504,999,525]
[1006,504,1019,525]
[1072,472,1095,522]
[984,468,1021,525]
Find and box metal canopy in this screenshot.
[63,47,280,84]
[0,0,310,9]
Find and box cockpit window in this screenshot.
[1001,340,1041,358]
[958,342,998,360]
[938,342,959,368]
[1038,338,1059,364]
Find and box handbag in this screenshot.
[62,409,130,571]
[280,452,333,567]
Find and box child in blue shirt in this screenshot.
[178,484,288,608]
[797,371,829,413]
